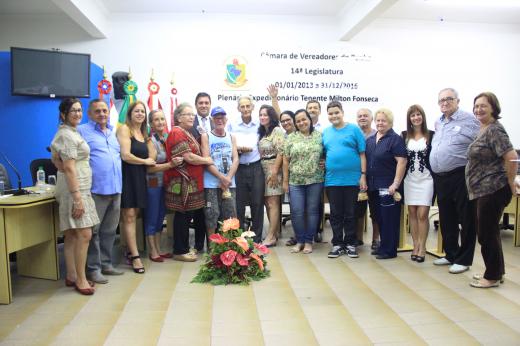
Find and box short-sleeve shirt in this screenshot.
[227,118,260,164]
[430,109,479,173]
[322,123,366,187]
[366,128,407,191]
[466,121,513,200]
[284,130,324,186]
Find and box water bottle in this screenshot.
[0,179,4,196]
[36,166,46,186]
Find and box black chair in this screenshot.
[30,158,57,185]
[0,163,12,190]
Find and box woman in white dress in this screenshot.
[402,105,434,263]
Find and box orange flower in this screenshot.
[209,233,228,244]
[232,237,249,251]
[222,218,241,232]
[250,253,264,271]
[220,250,237,267]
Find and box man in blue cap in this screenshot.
[201,106,239,235]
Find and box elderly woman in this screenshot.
[402,105,435,263]
[366,108,407,260]
[51,98,99,295]
[144,109,182,262]
[283,109,324,254]
[164,103,213,262]
[201,106,239,235]
[117,101,156,273]
[258,105,285,247]
[322,101,367,259]
[466,92,518,288]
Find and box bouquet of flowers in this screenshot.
[192,218,270,285]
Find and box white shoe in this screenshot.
[433,257,451,266]
[449,264,469,274]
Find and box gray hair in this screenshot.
[237,95,254,106]
[439,88,459,99]
[173,102,193,123]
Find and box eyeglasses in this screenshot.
[179,113,195,117]
[438,97,456,105]
[280,119,293,124]
[69,108,82,114]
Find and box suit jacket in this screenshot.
[190,115,214,142]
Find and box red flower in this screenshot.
[220,250,237,267]
[254,243,269,255]
[236,253,249,266]
[209,233,228,244]
[250,253,264,271]
[222,218,241,232]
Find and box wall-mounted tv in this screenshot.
[10,47,91,98]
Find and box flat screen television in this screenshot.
[10,47,91,98]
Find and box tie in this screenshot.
[202,117,208,132]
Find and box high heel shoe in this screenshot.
[160,252,173,259]
[129,256,145,274]
[411,254,418,261]
[65,278,95,287]
[74,283,95,295]
[149,254,164,263]
[415,256,425,263]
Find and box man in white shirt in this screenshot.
[227,96,265,243]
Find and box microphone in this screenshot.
[0,151,30,196]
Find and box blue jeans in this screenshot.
[289,183,323,244]
[144,187,166,236]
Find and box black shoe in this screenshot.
[415,256,425,263]
[411,254,417,261]
[371,249,379,255]
[285,237,297,246]
[327,245,346,258]
[371,240,380,250]
[355,239,364,246]
[314,232,323,243]
[346,245,359,258]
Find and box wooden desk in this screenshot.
[0,191,59,304]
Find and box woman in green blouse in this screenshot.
[282,109,324,254]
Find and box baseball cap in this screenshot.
[211,106,227,117]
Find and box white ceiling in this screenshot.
[1,0,519,24]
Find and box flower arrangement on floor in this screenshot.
[192,218,270,285]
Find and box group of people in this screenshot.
[49,86,518,295]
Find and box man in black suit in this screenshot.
[190,92,213,252]
[190,92,213,141]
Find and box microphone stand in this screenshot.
[0,152,31,196]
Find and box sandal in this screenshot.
[65,278,95,287]
[290,243,304,253]
[302,243,313,254]
[129,255,145,274]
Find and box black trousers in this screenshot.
[433,168,476,266]
[236,161,265,243]
[173,208,205,255]
[326,186,359,247]
[476,185,512,280]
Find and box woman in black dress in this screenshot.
[116,101,156,273]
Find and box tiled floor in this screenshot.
[1,217,519,345]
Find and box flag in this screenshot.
[118,80,138,126]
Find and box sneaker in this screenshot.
[433,257,451,266]
[328,245,346,258]
[346,245,359,258]
[173,253,198,262]
[101,267,124,276]
[86,271,108,284]
[449,264,469,274]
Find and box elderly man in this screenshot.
[227,96,265,243]
[355,108,380,249]
[78,99,124,284]
[430,88,479,274]
[201,106,239,235]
